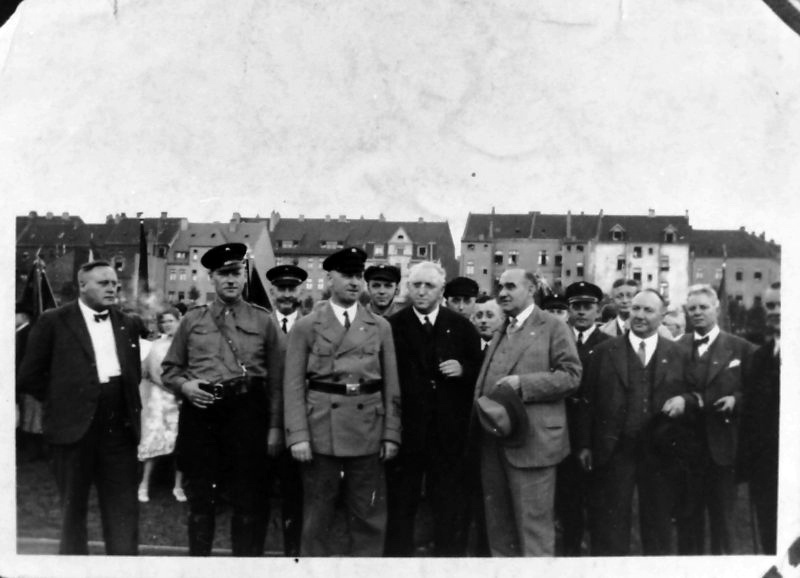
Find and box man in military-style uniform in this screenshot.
[283,246,402,556]
[161,243,285,557]
[265,263,307,556]
[364,264,404,318]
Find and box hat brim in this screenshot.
[476,384,529,448]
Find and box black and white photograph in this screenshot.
[2,1,799,577]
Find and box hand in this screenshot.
[290,441,312,462]
[266,428,283,457]
[495,375,520,392]
[713,395,736,413]
[380,441,399,462]
[438,359,463,378]
[180,379,216,409]
[577,449,593,472]
[662,395,686,417]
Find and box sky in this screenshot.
[1,2,800,574]
[0,0,798,251]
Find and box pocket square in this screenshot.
[727,359,740,368]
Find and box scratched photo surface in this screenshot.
[2,1,799,577]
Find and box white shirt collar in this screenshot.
[413,305,440,326]
[510,303,535,327]
[693,324,720,345]
[329,300,358,328]
[628,331,659,365]
[277,310,298,323]
[78,298,109,324]
[573,324,597,341]
[617,316,628,333]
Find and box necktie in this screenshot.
[576,331,584,347]
[343,311,351,331]
[423,315,434,335]
[506,317,518,335]
[94,311,109,323]
[281,317,288,334]
[638,340,647,366]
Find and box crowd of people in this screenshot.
[15,242,781,558]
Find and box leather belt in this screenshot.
[200,376,264,400]
[308,379,382,396]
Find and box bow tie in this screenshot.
[94,311,109,323]
[693,335,709,346]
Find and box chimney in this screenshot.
[231,212,241,223]
[379,213,385,221]
[338,215,346,222]
[160,211,168,219]
[106,214,114,224]
[566,210,572,239]
[685,209,689,220]
[298,214,304,222]
[418,217,424,223]
[28,211,37,219]
[180,218,188,230]
[45,212,54,219]
[648,209,655,217]
[325,215,331,222]
[269,211,280,232]
[759,231,765,240]
[61,212,69,220]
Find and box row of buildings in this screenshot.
[460,209,780,307]
[16,208,779,312]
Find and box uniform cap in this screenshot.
[565,281,603,304]
[364,264,401,284]
[322,246,367,274]
[200,243,247,272]
[542,293,568,311]
[266,264,308,287]
[444,276,479,298]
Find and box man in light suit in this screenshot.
[384,262,482,556]
[283,246,402,556]
[578,289,699,556]
[676,284,754,555]
[474,268,581,556]
[266,263,307,556]
[18,260,143,555]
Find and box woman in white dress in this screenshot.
[137,308,186,502]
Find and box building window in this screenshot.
[648,247,654,255]
[192,269,197,282]
[178,291,185,301]
[168,291,176,301]
[388,245,396,256]
[168,269,176,281]
[660,282,669,299]
[664,231,676,243]
[577,245,584,253]
[467,244,475,251]
[735,295,743,302]
[735,270,743,281]
[659,256,670,271]
[374,245,385,257]
[566,245,572,253]
[466,261,475,275]
[306,280,312,290]
[317,278,324,290]
[179,269,187,281]
[508,251,519,266]
[715,268,723,280]
[417,246,427,257]
[113,256,125,271]
[576,263,584,277]
[281,240,294,249]
[633,268,642,282]
[617,257,625,271]
[754,271,762,281]
[565,269,571,277]
[538,250,548,266]
[633,246,642,258]
[396,246,405,256]
[175,251,187,260]
[158,247,167,258]
[321,241,341,250]
[697,268,704,280]
[192,249,198,261]
[611,229,624,241]
[494,251,503,265]
[555,255,563,266]
[647,274,653,282]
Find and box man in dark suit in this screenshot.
[283,247,402,556]
[266,263,307,556]
[474,268,581,556]
[18,260,143,555]
[676,283,754,555]
[555,282,610,556]
[384,262,482,556]
[577,289,699,556]
[444,276,479,319]
[472,295,504,352]
[740,281,780,554]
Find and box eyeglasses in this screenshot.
[765,301,780,310]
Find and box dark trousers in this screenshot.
[271,449,303,556]
[51,378,139,555]
[384,449,470,556]
[555,453,589,556]
[676,449,736,555]
[749,459,778,554]
[300,453,386,556]
[590,436,676,556]
[177,392,270,557]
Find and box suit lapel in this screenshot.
[705,332,731,385]
[500,307,546,370]
[652,336,671,390]
[610,337,630,389]
[314,302,345,348]
[110,308,130,370]
[336,303,374,356]
[475,329,503,398]
[63,302,96,362]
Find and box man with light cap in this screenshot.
[283,246,402,556]
[364,264,404,318]
[162,242,285,556]
[265,263,308,556]
[445,276,479,319]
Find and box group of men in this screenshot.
[17,242,781,558]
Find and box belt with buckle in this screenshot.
[308,379,382,396]
[200,376,263,400]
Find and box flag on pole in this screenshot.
[19,254,58,320]
[246,261,271,310]
[138,219,149,297]
[717,244,730,332]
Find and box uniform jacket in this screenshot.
[474,306,582,468]
[389,306,482,455]
[283,301,402,457]
[577,334,698,468]
[366,300,405,318]
[568,327,611,450]
[17,301,143,445]
[678,330,754,466]
[161,299,285,428]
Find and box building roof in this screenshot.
[596,214,691,243]
[16,212,88,247]
[171,222,268,252]
[691,228,781,259]
[272,217,454,256]
[462,212,608,242]
[103,216,185,246]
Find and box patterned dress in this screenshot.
[137,336,181,460]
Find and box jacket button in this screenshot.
[332,403,338,409]
[357,403,364,410]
